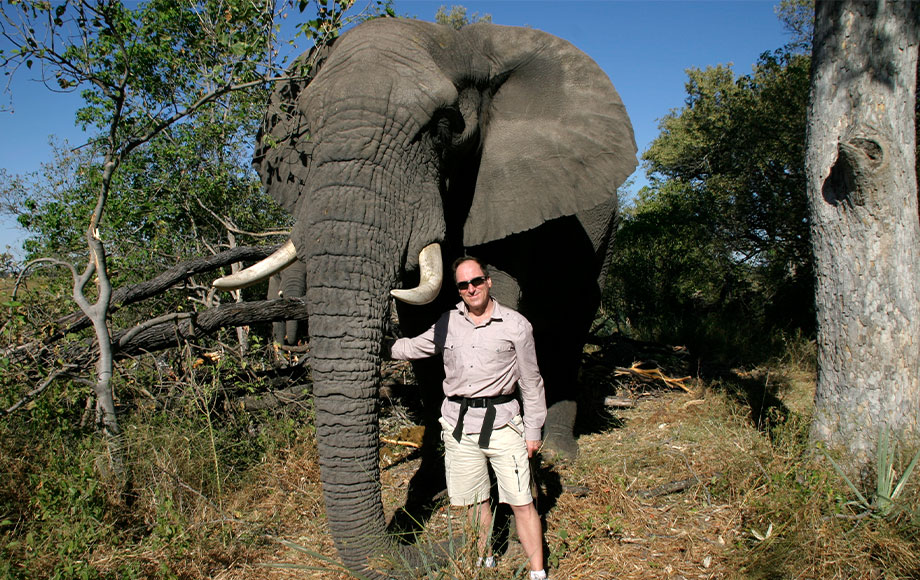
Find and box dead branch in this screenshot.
[603,396,635,408]
[111,298,309,359]
[16,298,309,369]
[1,365,77,416]
[7,245,280,357]
[117,312,193,347]
[381,438,421,449]
[630,473,722,500]
[615,362,693,392]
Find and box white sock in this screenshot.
[530,570,547,580]
[477,556,496,568]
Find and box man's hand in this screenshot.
[381,336,396,358]
[526,439,542,458]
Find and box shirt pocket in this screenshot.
[475,338,516,376]
[440,336,461,367]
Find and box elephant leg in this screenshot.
[267,274,286,345]
[536,324,590,461]
[543,400,579,460]
[281,261,308,345]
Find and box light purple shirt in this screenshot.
[391,298,547,441]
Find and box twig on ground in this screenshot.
[604,396,635,408]
[381,438,421,448]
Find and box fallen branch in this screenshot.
[615,362,693,392]
[1,365,77,416]
[603,396,635,408]
[112,298,309,358]
[23,298,310,369]
[9,245,281,356]
[631,472,722,499]
[381,437,421,448]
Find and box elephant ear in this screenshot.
[253,42,335,214]
[460,24,637,247]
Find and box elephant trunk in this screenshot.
[308,281,399,575]
[303,201,429,577]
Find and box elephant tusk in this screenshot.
[390,243,443,305]
[213,240,298,290]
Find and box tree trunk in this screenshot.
[806,0,920,480]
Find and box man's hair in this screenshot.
[451,256,490,280]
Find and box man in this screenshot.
[390,257,549,580]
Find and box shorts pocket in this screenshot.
[506,414,525,438]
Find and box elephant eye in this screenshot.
[430,107,464,148]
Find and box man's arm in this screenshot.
[513,317,547,450]
[389,314,446,361]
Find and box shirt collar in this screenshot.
[455,297,504,322]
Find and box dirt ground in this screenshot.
[203,372,795,580]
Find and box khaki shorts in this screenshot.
[439,415,534,507]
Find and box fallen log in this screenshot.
[34,298,310,368]
[10,245,280,357]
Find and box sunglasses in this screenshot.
[456,276,488,291]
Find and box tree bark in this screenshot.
[13,298,308,370]
[111,298,309,359]
[807,0,920,479]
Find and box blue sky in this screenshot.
[0,0,792,258]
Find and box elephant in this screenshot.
[266,260,308,346]
[214,18,636,578]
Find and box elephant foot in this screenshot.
[541,400,579,461]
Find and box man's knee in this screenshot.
[509,501,537,516]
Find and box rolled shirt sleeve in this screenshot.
[390,314,446,361]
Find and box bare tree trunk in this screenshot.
[77,155,122,477]
[807,0,920,480]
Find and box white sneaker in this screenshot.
[477,556,497,568]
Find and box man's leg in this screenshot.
[439,418,493,560]
[487,417,546,575]
[510,501,544,573]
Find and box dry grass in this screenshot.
[12,353,920,580]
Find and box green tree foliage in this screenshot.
[434,4,491,29]
[2,1,288,275]
[775,0,815,53]
[0,0,325,465]
[607,51,813,361]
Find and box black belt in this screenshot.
[448,393,516,449]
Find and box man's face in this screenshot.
[455,260,492,313]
